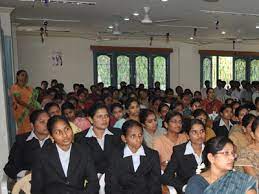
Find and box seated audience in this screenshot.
[114,98,140,129]
[109,103,124,127]
[229,114,255,154]
[139,109,166,149]
[4,110,51,179]
[161,119,206,194]
[157,103,170,128]
[185,136,257,194]
[193,109,215,141]
[201,87,222,115]
[236,116,259,183]
[190,98,202,113]
[31,115,99,194]
[61,101,91,131]
[153,111,188,170]
[213,104,235,137]
[229,105,248,134]
[105,120,162,194]
[44,102,81,134]
[74,103,123,174]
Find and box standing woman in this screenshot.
[10,70,41,134]
[31,115,99,194]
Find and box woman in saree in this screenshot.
[185,136,258,194]
[10,70,41,134]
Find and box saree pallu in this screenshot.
[11,84,41,134]
[204,171,258,194]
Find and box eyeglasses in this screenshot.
[190,129,205,136]
[216,151,237,159]
[169,120,182,124]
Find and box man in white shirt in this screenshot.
[214,80,226,102]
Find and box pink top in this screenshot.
[73,117,91,131]
[153,133,188,169]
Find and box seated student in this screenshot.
[150,97,162,117]
[4,110,51,179]
[44,102,81,134]
[153,111,188,170]
[139,109,166,149]
[229,105,249,136]
[74,103,123,174]
[185,136,257,194]
[213,104,235,137]
[109,103,124,127]
[190,98,202,113]
[193,109,216,141]
[170,101,184,115]
[157,103,169,129]
[61,101,91,131]
[114,98,140,129]
[201,87,222,115]
[31,115,99,194]
[161,119,206,194]
[236,117,259,183]
[105,120,162,194]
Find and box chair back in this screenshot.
[12,173,31,194]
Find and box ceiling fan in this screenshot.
[137,6,181,24]
[99,22,141,36]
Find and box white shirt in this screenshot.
[26,130,50,148]
[219,118,234,131]
[85,126,113,150]
[184,141,204,165]
[123,145,146,172]
[231,89,241,101]
[56,144,72,177]
[214,87,226,102]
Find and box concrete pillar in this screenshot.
[0,6,15,184]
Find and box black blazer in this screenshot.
[160,142,206,194]
[74,127,123,174]
[212,119,236,137]
[4,132,52,179]
[31,143,99,194]
[105,145,162,194]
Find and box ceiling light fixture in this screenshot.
[133,12,139,16]
[190,37,194,40]
[221,31,226,34]
[124,17,130,21]
[256,25,259,29]
[19,0,97,6]
[108,25,114,29]
[215,20,219,29]
[193,28,197,37]
[161,0,168,2]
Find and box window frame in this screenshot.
[92,46,172,88]
[199,50,259,88]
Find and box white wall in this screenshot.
[17,35,202,91]
[17,34,259,92]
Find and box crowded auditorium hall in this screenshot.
[0,0,258,194]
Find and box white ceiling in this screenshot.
[1,0,259,44]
